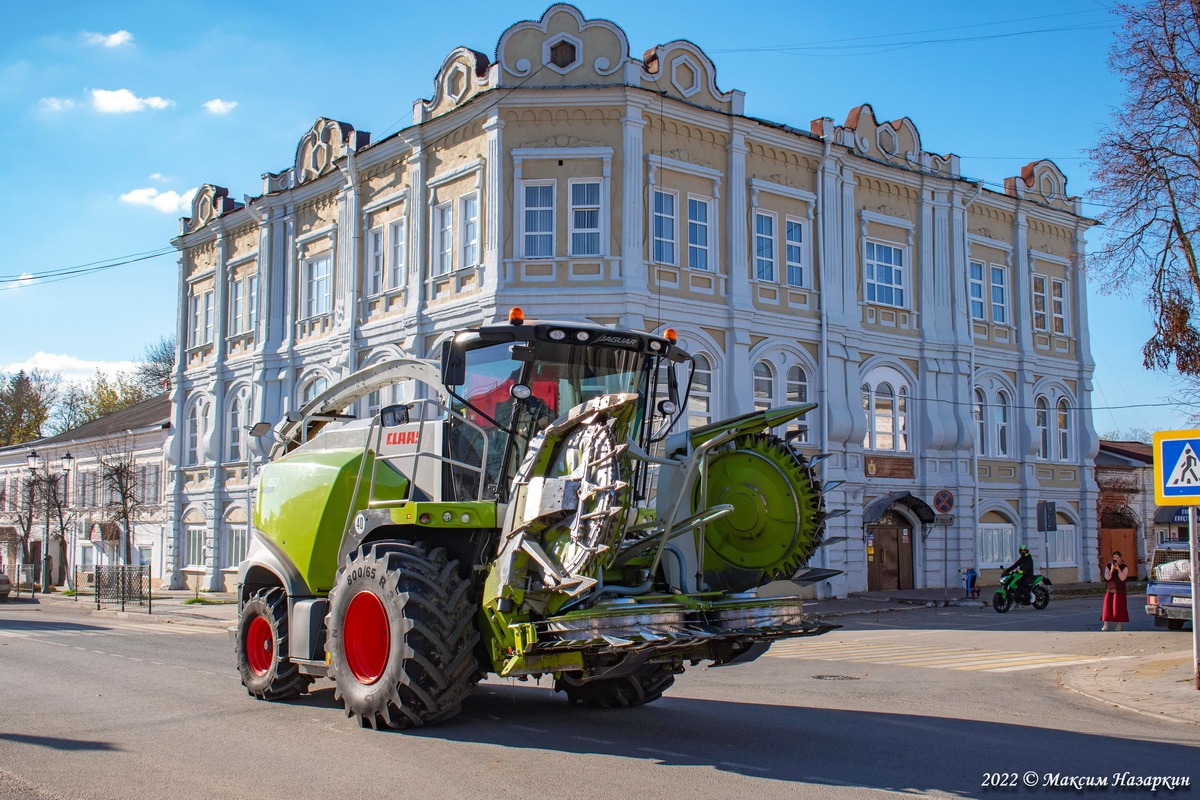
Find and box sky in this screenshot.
[0,0,1183,436]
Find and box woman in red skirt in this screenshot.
[1101,550,1130,631]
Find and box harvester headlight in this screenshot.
[658,400,677,415]
[419,513,431,524]
[442,511,454,522]
[460,513,471,524]
[548,329,566,341]
[649,340,662,351]
[510,384,532,399]
[575,331,590,342]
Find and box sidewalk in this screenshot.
[24,588,240,630]
[1063,654,1200,726]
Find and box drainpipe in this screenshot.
[817,127,834,599]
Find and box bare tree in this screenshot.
[95,436,153,565]
[1088,0,1200,374]
[134,334,176,395]
[0,370,60,446]
[0,475,39,567]
[0,471,72,583]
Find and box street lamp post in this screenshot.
[27,449,74,593]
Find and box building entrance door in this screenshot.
[866,513,914,591]
[1098,527,1138,580]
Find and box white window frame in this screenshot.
[864,240,906,309]
[969,260,986,320]
[189,293,202,347]
[303,254,332,319]
[1057,398,1072,461]
[652,188,678,265]
[225,524,249,569]
[753,361,774,412]
[568,179,603,257]
[688,353,714,428]
[1046,524,1076,567]
[521,180,555,259]
[687,195,713,271]
[248,277,257,333]
[389,219,407,288]
[367,226,385,295]
[1032,274,1049,331]
[786,364,810,443]
[754,210,776,282]
[185,401,207,466]
[1035,396,1050,460]
[990,264,1009,325]
[861,367,910,453]
[185,525,206,568]
[229,278,244,335]
[978,524,1015,567]
[433,201,453,276]
[202,290,214,344]
[300,376,329,406]
[993,390,1011,457]
[1051,278,1067,335]
[973,388,987,456]
[226,389,246,463]
[784,216,805,287]
[460,193,480,268]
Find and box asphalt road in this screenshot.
[1,597,1196,800]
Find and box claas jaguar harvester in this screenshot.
[235,311,844,729]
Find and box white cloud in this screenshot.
[90,88,174,113]
[148,172,171,182]
[15,273,34,288]
[119,186,198,214]
[84,30,134,48]
[39,97,77,111]
[203,98,237,115]
[4,353,137,384]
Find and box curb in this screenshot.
[1060,674,1197,727]
[26,598,233,632]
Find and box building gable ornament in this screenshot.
[496,4,629,82]
[181,185,241,235]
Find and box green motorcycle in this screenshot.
[992,570,1051,613]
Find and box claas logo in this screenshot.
[385,431,419,446]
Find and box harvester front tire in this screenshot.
[556,663,677,709]
[236,587,311,700]
[326,542,479,729]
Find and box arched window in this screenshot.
[753,361,774,412]
[1057,398,1072,461]
[1035,396,1050,460]
[300,376,329,406]
[226,389,248,463]
[973,388,987,456]
[787,364,810,443]
[186,400,209,466]
[994,390,1010,457]
[862,374,909,452]
[688,354,713,428]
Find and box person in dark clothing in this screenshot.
[1002,545,1035,603]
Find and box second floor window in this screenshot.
[1051,278,1067,334]
[865,241,905,308]
[969,261,986,320]
[523,183,554,258]
[435,203,453,275]
[787,364,810,443]
[460,194,480,268]
[304,256,332,318]
[227,391,246,462]
[1036,396,1050,459]
[569,181,601,256]
[754,212,775,281]
[785,218,804,287]
[687,197,711,270]
[1057,398,1072,461]
[990,265,1008,324]
[994,390,1010,457]
[390,219,407,287]
[653,189,676,264]
[753,362,774,412]
[688,353,713,428]
[862,379,909,452]
[367,227,384,294]
[190,290,214,347]
[973,388,987,456]
[229,278,244,335]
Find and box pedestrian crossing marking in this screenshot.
[767,639,1130,673]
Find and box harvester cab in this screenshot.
[236,311,841,729]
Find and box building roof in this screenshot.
[1098,440,1153,465]
[0,394,170,455]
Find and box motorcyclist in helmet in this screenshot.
[1002,545,1035,604]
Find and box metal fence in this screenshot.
[93,565,152,612]
[2,564,36,599]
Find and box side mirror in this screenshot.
[441,339,466,386]
[248,421,272,437]
[380,404,410,427]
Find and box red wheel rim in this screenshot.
[343,590,389,685]
[246,616,274,676]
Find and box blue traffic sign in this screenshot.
[1153,429,1200,505]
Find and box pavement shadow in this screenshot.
[0,617,109,632]
[382,684,1195,794]
[0,733,120,752]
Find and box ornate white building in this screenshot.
[165,4,1099,595]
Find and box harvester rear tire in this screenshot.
[326,542,480,729]
[236,587,312,700]
[555,663,677,709]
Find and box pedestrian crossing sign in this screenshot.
[1153,429,1200,504]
